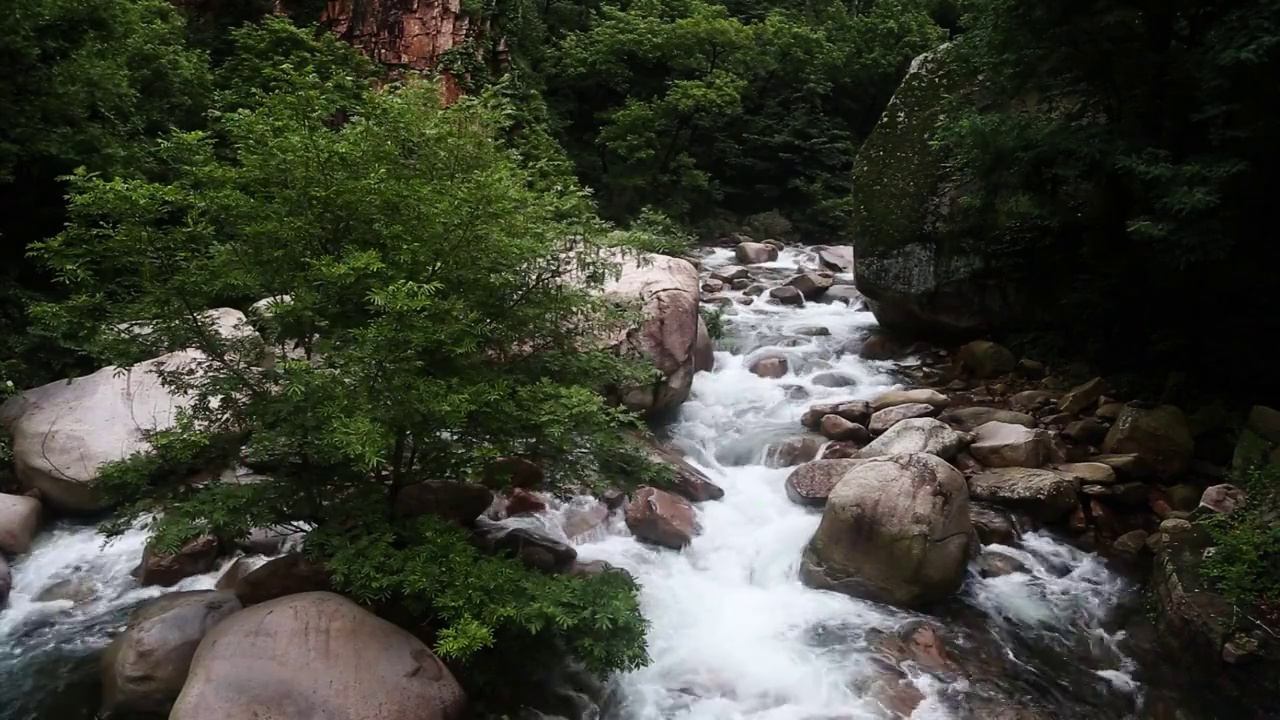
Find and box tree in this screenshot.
[32,68,660,700]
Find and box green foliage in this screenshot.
[33,73,656,684]
[539,0,945,239]
[1204,466,1280,611]
[700,307,725,341]
[931,0,1280,399]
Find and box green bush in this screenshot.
[1203,466,1280,609]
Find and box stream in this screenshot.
[0,245,1186,719]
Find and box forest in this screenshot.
[2,0,1279,716]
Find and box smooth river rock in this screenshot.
[938,407,1036,432]
[0,492,42,555]
[625,487,698,549]
[967,421,1050,468]
[871,389,948,412]
[784,459,868,507]
[100,590,242,717]
[968,467,1079,521]
[170,592,466,720]
[0,555,9,604]
[868,403,937,434]
[1102,405,1194,479]
[800,453,973,608]
[857,418,969,461]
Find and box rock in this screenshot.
[1058,377,1109,415]
[170,592,465,720]
[561,502,610,541]
[1095,402,1125,421]
[1008,390,1057,412]
[749,355,788,378]
[976,550,1027,578]
[700,279,724,294]
[765,437,822,468]
[957,341,1016,379]
[731,278,751,291]
[602,489,627,510]
[1160,518,1194,535]
[1056,462,1117,485]
[855,333,902,360]
[693,316,715,373]
[800,453,973,608]
[1233,405,1280,472]
[709,266,749,282]
[225,553,331,605]
[0,555,8,603]
[1090,452,1156,479]
[785,272,834,299]
[871,388,948,412]
[743,284,767,296]
[0,492,42,555]
[393,480,493,526]
[968,422,1049,468]
[868,403,937,433]
[506,488,548,516]
[1064,418,1109,445]
[1199,484,1245,516]
[784,459,868,507]
[768,286,805,306]
[235,527,300,556]
[968,468,1079,521]
[1166,483,1201,513]
[820,415,870,443]
[100,591,242,717]
[810,372,857,388]
[625,487,697,549]
[1112,530,1148,556]
[0,350,212,513]
[735,242,778,264]
[938,407,1036,432]
[1102,405,1194,479]
[970,503,1018,545]
[36,577,98,603]
[1016,358,1046,378]
[858,418,969,460]
[644,442,725,502]
[473,517,577,573]
[136,535,221,588]
[794,326,831,337]
[817,246,855,273]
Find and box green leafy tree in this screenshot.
[32,72,659,699]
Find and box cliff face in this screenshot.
[321,0,472,102]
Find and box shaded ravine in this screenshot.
[0,245,1170,720]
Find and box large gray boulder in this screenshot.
[939,407,1036,433]
[0,348,223,513]
[784,459,868,507]
[857,418,969,460]
[800,453,973,608]
[0,492,41,555]
[968,467,1079,521]
[170,592,466,720]
[967,421,1050,468]
[100,590,242,717]
[602,252,702,416]
[1102,405,1194,479]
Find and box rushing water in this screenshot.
[0,245,1160,720]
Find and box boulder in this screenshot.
[0,350,208,513]
[694,316,715,373]
[100,591,242,717]
[969,503,1019,545]
[857,418,969,460]
[170,592,466,720]
[800,453,973,608]
[625,487,697,549]
[957,341,1015,379]
[1101,405,1194,479]
[700,279,724,294]
[1016,358,1046,378]
[968,468,1079,521]
[868,403,937,433]
[854,333,902,360]
[393,480,493,526]
[602,253,701,416]
[506,488,548,516]
[0,555,9,603]
[768,286,805,306]
[938,407,1035,433]
[735,242,779,265]
[709,266,749,282]
[1112,530,1148,556]
[0,492,42,555]
[136,535,221,588]
[1198,484,1245,516]
[967,422,1049,468]
[784,459,867,507]
[473,517,577,573]
[785,272,834,299]
[235,526,301,556]
[223,553,331,606]
[743,284,767,296]
[749,355,788,378]
[1090,452,1156,479]
[1166,483,1202,513]
[810,372,857,388]
[817,246,855,273]
[819,415,870,443]
[1008,390,1057,412]
[1063,418,1108,445]
[36,577,98,603]
[1056,462,1117,485]
[765,437,822,468]
[976,549,1027,578]
[1058,377,1109,415]
[645,442,725,502]
[871,388,947,412]
[1233,405,1280,472]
